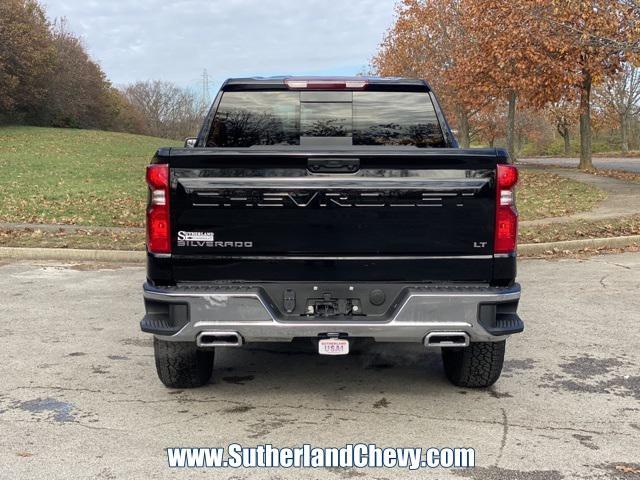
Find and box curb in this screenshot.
[1,235,639,263]
[0,247,145,263]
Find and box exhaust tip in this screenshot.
[424,332,470,348]
[197,331,243,348]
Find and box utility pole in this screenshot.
[201,69,210,108]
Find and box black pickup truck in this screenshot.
[141,76,523,389]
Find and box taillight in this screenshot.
[146,164,171,254]
[494,164,518,254]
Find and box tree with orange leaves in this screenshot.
[373,0,568,160]
[371,0,485,148]
[462,0,638,168]
[456,1,569,161]
[373,0,639,169]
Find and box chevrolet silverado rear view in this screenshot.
[140,77,524,389]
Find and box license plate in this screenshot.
[318,338,349,355]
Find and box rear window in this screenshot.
[206,90,446,148]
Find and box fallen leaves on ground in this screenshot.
[522,243,639,259]
[0,228,145,251]
[517,171,606,221]
[589,168,640,184]
[520,215,640,244]
[615,465,640,474]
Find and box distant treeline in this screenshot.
[0,0,204,139]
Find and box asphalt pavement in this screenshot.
[0,255,639,479]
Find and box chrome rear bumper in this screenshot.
[142,282,522,344]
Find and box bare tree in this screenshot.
[122,80,206,140]
[546,100,579,156]
[595,63,640,153]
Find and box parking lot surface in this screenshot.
[0,254,638,479]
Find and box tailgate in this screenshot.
[165,148,500,282]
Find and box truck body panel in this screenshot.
[155,148,509,284]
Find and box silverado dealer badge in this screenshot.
[177,231,252,248]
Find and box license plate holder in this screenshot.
[318,338,349,356]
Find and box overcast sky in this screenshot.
[42,0,397,96]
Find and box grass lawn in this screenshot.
[0,126,180,227]
[517,170,606,221]
[0,126,607,231]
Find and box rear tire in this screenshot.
[153,338,214,388]
[441,341,505,388]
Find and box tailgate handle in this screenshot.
[308,158,360,173]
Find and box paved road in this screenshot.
[0,256,639,479]
[520,156,640,173]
